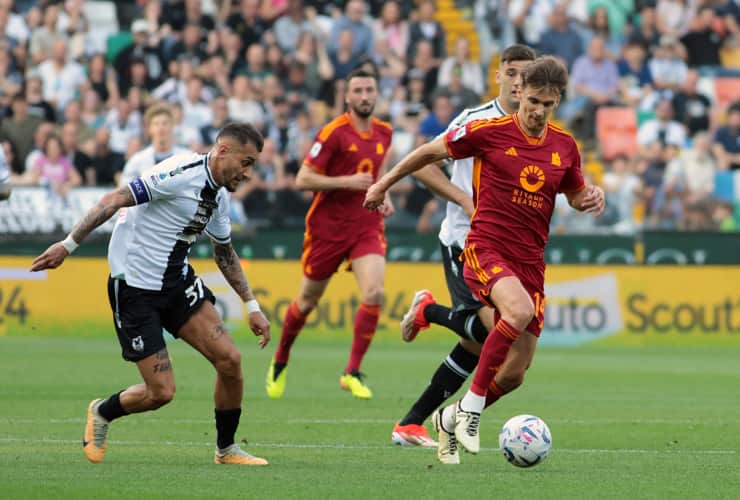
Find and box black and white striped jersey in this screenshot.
[108,152,231,291]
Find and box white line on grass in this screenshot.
[0,437,735,455]
[3,417,740,425]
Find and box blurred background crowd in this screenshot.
[0,0,739,235]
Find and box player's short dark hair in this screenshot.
[500,44,537,64]
[347,67,378,84]
[216,122,264,152]
[521,56,569,94]
[728,100,740,115]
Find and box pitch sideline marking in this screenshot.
[0,437,735,455]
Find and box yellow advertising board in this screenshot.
[1,257,739,345]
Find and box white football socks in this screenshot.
[459,390,485,414]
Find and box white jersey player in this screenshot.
[32,123,273,467]
[390,45,537,450]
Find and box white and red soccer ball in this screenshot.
[498,414,552,467]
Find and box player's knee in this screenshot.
[149,384,175,408]
[297,294,319,313]
[216,349,242,379]
[506,302,535,331]
[362,286,384,306]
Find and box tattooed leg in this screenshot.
[178,302,244,409]
[118,348,177,413]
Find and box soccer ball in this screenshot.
[498,414,552,467]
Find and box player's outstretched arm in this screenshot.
[364,136,450,210]
[413,162,474,217]
[212,241,270,348]
[295,164,373,192]
[566,184,606,216]
[30,186,136,272]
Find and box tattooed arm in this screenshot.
[213,242,256,302]
[31,186,136,271]
[213,241,271,348]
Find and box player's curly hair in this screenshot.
[521,56,568,94]
[217,122,264,152]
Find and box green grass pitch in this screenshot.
[1,334,739,499]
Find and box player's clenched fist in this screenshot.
[344,172,374,191]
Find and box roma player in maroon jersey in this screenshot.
[266,68,394,400]
[364,56,605,463]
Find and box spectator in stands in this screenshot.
[90,127,125,186]
[0,42,21,104]
[419,92,454,143]
[62,99,94,144]
[266,96,291,155]
[202,53,233,98]
[232,137,284,223]
[372,0,408,61]
[438,37,484,96]
[435,64,480,113]
[407,0,445,62]
[538,3,584,71]
[57,0,88,60]
[167,21,208,66]
[23,121,54,173]
[580,6,623,60]
[648,35,688,99]
[200,96,229,148]
[23,133,82,196]
[0,0,29,47]
[181,77,212,131]
[370,35,406,99]
[225,0,268,50]
[60,121,93,186]
[228,75,264,130]
[406,39,439,101]
[161,0,215,36]
[712,100,740,171]
[560,36,620,142]
[637,97,688,155]
[114,19,165,94]
[79,89,105,131]
[24,72,55,122]
[656,0,695,38]
[663,130,716,205]
[617,40,655,109]
[601,155,643,232]
[0,94,42,170]
[104,99,141,155]
[628,5,661,51]
[330,0,373,59]
[28,3,63,65]
[236,43,271,82]
[680,7,723,68]
[291,31,334,100]
[37,38,86,112]
[329,29,360,81]
[671,69,711,137]
[86,53,120,106]
[273,0,313,54]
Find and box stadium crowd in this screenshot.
[0,0,739,234]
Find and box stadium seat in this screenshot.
[595,107,638,160]
[720,46,740,70]
[713,77,740,111]
[84,1,119,54]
